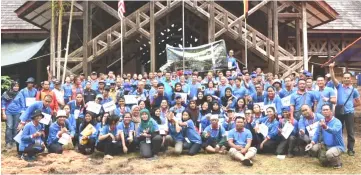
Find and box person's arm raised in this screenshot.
[329,62,339,87]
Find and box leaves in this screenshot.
[1,76,12,92]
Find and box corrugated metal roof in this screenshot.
[1,0,40,30]
[315,0,361,30]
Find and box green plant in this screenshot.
[1,76,12,92]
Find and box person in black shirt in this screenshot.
[84,81,97,103]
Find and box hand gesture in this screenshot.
[299,129,305,135]
[329,62,335,68]
[241,148,247,154]
[205,132,210,138]
[17,123,24,132]
[47,65,50,71]
[61,127,68,133]
[123,146,128,154]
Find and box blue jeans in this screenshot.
[6,113,21,144]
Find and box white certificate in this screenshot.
[58,133,71,145]
[281,96,291,107]
[258,123,269,138]
[306,121,319,138]
[124,95,138,105]
[102,101,116,112]
[14,130,23,143]
[87,101,101,114]
[74,109,80,119]
[40,113,52,125]
[228,62,232,69]
[26,98,36,107]
[281,122,295,139]
[175,92,188,102]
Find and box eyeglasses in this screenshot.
[45,100,52,103]
[245,113,251,115]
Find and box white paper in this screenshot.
[175,92,188,102]
[281,122,294,139]
[306,121,319,138]
[87,102,102,114]
[277,155,286,160]
[254,102,265,111]
[146,137,151,144]
[124,95,138,105]
[228,62,232,69]
[40,113,52,125]
[159,130,166,135]
[14,130,23,143]
[175,113,182,121]
[26,98,36,107]
[281,96,291,107]
[74,110,80,119]
[258,123,269,138]
[263,104,277,113]
[102,101,116,112]
[58,133,71,145]
[185,137,191,143]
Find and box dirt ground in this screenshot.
[1,123,361,174]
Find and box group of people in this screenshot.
[1,58,359,168]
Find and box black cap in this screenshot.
[91,71,97,75]
[55,80,61,85]
[26,77,35,83]
[104,85,111,91]
[80,73,85,76]
[226,109,235,113]
[31,109,44,119]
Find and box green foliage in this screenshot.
[1,76,12,92]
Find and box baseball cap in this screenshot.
[56,110,67,118]
[31,110,44,119]
[91,71,97,75]
[96,94,103,100]
[175,94,182,99]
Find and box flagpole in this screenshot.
[182,0,185,72]
[121,17,124,77]
[245,16,248,69]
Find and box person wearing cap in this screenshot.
[202,115,227,154]
[275,106,298,158]
[298,104,324,156]
[89,71,99,91]
[228,116,257,166]
[2,81,21,149]
[100,86,113,105]
[314,76,336,114]
[47,110,75,154]
[108,80,118,103]
[290,79,317,121]
[279,77,296,99]
[78,111,98,155]
[96,80,106,95]
[52,80,65,108]
[325,73,335,89]
[129,81,148,102]
[36,80,58,114]
[19,110,45,161]
[169,94,185,120]
[18,77,38,113]
[272,79,282,96]
[84,81,97,104]
[62,76,73,104]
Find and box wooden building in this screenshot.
[8,0,361,78]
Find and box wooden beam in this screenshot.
[92,1,120,20]
[150,1,156,72]
[278,13,301,19]
[229,0,270,27]
[208,0,215,42]
[302,2,308,71]
[295,18,301,56]
[83,1,89,76]
[273,0,279,75]
[267,2,273,73]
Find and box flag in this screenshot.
[118,0,126,19]
[243,0,248,18]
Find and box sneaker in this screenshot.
[347,150,355,156]
[104,155,113,159]
[21,154,34,162]
[333,163,342,169]
[286,153,294,158]
[6,143,12,150]
[242,159,253,166]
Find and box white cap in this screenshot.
[325,74,331,78]
[56,110,67,118]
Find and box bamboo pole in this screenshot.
[62,0,75,84]
[51,0,56,76]
[56,0,63,80]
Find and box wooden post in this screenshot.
[88,3,93,73]
[62,0,75,84]
[267,2,273,73]
[208,0,215,43]
[56,0,63,80]
[50,0,56,76]
[302,2,308,71]
[273,0,279,75]
[295,18,301,56]
[150,1,156,72]
[83,1,89,76]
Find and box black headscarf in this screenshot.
[151,107,162,125]
[211,100,221,114]
[221,87,233,107]
[2,81,19,101]
[186,100,199,123]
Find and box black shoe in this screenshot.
[333,163,342,169]
[348,150,355,156]
[242,159,253,166]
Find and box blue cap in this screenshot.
[306,72,312,77]
[26,77,35,83]
[282,106,290,112]
[108,80,115,84]
[237,72,243,76]
[175,94,182,99]
[303,70,309,75]
[227,77,234,81]
[251,74,257,78]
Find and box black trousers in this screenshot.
[336,113,355,151]
[139,135,162,158]
[48,143,63,154]
[261,139,279,154]
[19,144,44,157]
[276,135,297,155]
[96,137,122,156]
[78,138,96,155]
[183,142,201,156]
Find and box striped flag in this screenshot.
[243,0,248,18]
[118,0,126,19]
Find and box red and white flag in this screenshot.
[118,0,126,19]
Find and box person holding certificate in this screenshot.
[275,106,298,158]
[78,111,97,155]
[257,107,280,154]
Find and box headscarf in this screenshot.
[186,100,199,123]
[2,81,19,101]
[151,108,162,125]
[195,91,205,106]
[139,109,155,133]
[221,87,233,107]
[211,100,221,114]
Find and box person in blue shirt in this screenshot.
[227,50,239,70]
[178,111,202,156]
[96,115,121,159]
[204,81,218,96]
[89,71,99,90]
[19,110,45,161]
[251,104,265,128]
[222,109,235,131]
[18,77,38,113]
[309,104,345,168]
[329,62,361,156]
[290,79,317,121]
[47,110,75,154]
[114,97,131,119]
[275,106,298,158]
[2,81,20,149]
[264,86,283,117]
[251,83,265,103]
[220,87,236,110]
[218,77,232,98]
[169,94,186,120]
[314,76,336,113]
[279,77,296,98]
[150,83,170,108]
[189,75,202,100]
[325,74,334,89]
[137,109,162,158]
[228,116,257,166]
[165,112,184,155]
[257,107,280,154]
[62,77,73,104]
[117,112,136,154]
[201,115,227,154]
[233,78,248,99]
[78,111,98,155]
[234,98,246,116]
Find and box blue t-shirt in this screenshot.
[290,91,316,111]
[227,128,252,147]
[183,120,202,144]
[168,122,184,142]
[117,121,135,139]
[312,117,345,152]
[203,125,226,143]
[336,84,360,114]
[315,87,336,113]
